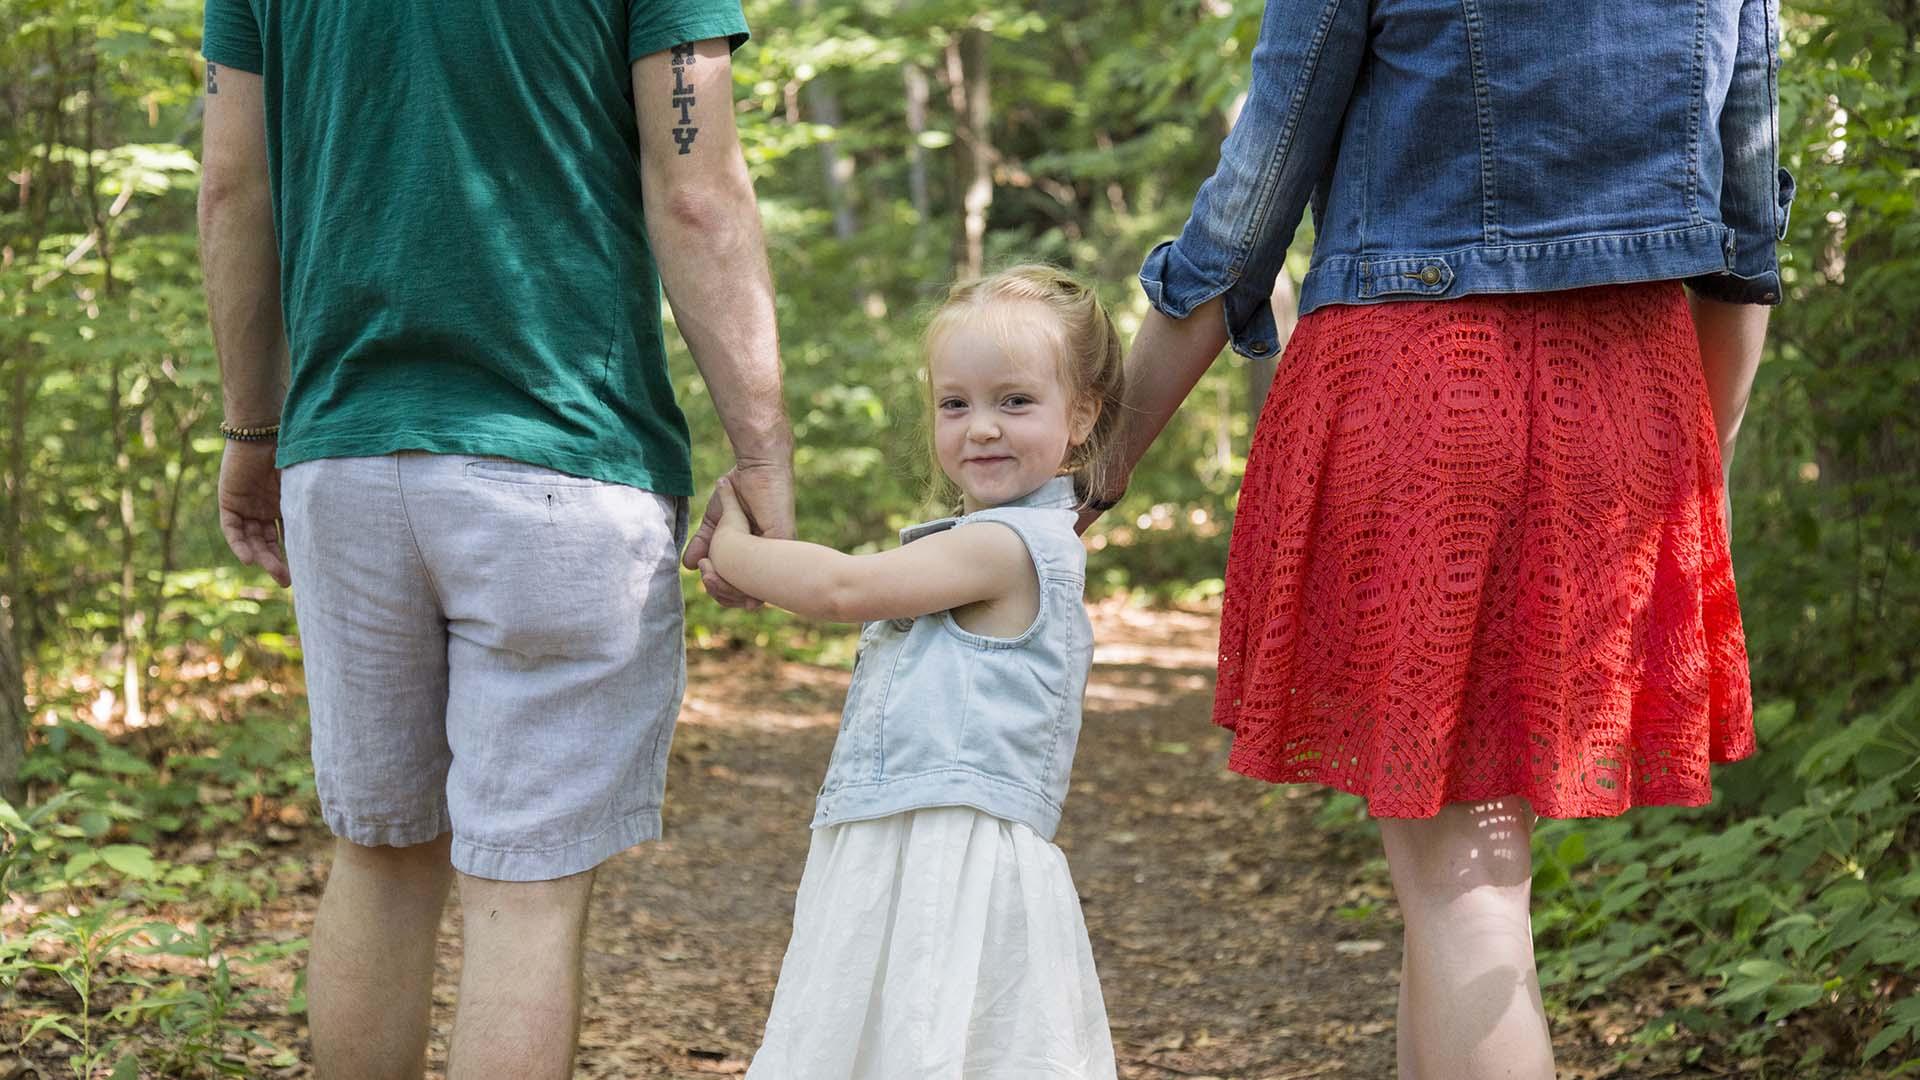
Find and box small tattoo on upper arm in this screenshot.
[206,62,219,95]
[669,43,699,154]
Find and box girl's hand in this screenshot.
[699,476,765,606]
[711,474,752,537]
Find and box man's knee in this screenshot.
[455,866,597,920]
[329,832,455,889]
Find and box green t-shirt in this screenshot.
[201,1,749,495]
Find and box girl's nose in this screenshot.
[969,418,1000,441]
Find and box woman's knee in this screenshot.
[1379,797,1535,896]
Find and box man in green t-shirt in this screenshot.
[199,2,791,1075]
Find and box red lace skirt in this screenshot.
[1214,282,1755,818]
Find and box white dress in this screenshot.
[747,805,1117,1079]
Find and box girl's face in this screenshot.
[929,303,1096,514]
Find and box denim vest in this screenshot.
[812,477,1092,841]
[1142,0,1796,360]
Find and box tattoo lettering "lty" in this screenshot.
[206,62,219,95]
[670,44,698,154]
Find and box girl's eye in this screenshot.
[1003,395,1034,408]
[939,399,966,411]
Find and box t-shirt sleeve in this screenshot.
[202,0,264,74]
[627,0,750,65]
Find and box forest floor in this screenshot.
[10,603,1710,1079]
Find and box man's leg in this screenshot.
[445,869,597,1079]
[409,456,689,1076]
[282,456,458,1080]
[309,834,455,1080]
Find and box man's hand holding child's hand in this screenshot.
[698,476,762,606]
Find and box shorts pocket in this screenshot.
[463,457,610,488]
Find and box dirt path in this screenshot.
[422,603,1405,1079]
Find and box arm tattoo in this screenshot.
[206,62,219,95]
[669,43,698,154]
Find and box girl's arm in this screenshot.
[703,479,1031,624]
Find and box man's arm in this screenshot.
[632,40,793,601]
[199,63,291,586]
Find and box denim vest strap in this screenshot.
[812,477,1094,840]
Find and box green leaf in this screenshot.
[98,843,160,880]
[1554,832,1587,866]
[63,850,101,880]
[1764,983,1827,1021]
[1862,1019,1916,1063]
[21,1014,81,1043]
[78,809,113,838]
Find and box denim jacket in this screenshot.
[1142,0,1796,359]
[812,477,1091,841]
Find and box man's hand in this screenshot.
[219,440,290,587]
[683,459,793,607]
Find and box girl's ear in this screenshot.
[1069,397,1101,447]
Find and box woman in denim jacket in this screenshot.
[1090,1,1790,1076]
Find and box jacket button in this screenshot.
[1249,340,1271,355]
[1419,266,1443,285]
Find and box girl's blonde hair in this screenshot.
[921,264,1127,511]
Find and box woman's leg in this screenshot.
[1378,797,1553,1080]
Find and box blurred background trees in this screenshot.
[0,0,1914,1071]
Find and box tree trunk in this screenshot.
[0,355,28,796]
[146,396,205,646]
[3,358,27,646]
[0,595,23,805]
[807,79,858,243]
[108,361,145,727]
[946,30,992,278]
[903,64,932,224]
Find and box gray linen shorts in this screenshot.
[280,453,688,881]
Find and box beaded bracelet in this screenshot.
[219,421,281,442]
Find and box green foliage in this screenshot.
[0,0,1916,1074]
[7,904,157,1079]
[1,694,314,1071]
[116,925,305,1076]
[0,893,301,1079]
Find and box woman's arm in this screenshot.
[703,480,1029,624]
[1087,0,1368,531]
[1688,294,1770,483]
[1688,0,1792,305]
[1077,299,1231,532]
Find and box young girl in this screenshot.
[703,265,1124,1079]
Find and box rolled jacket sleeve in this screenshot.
[1139,0,1367,359]
[1688,0,1794,305]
